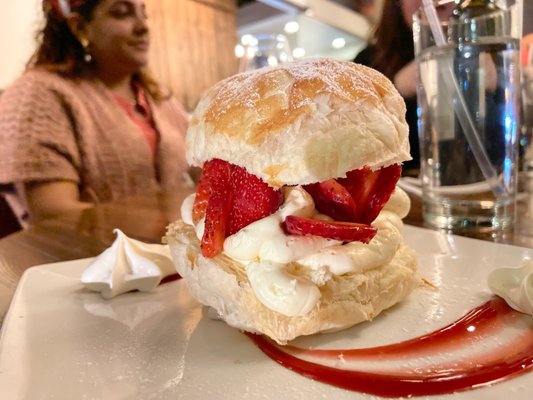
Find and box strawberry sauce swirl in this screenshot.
[246,297,533,397]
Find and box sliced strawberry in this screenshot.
[338,164,402,224]
[192,168,211,224]
[304,179,357,221]
[227,165,282,236]
[337,166,374,209]
[194,159,282,255]
[192,159,228,224]
[363,164,402,223]
[283,215,377,243]
[200,160,233,258]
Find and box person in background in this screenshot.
[353,0,380,23]
[354,0,423,174]
[0,0,189,225]
[354,0,456,174]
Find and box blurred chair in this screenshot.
[0,185,23,238]
[0,88,21,238]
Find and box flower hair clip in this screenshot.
[50,0,86,19]
[50,0,71,18]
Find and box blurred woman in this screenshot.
[355,0,421,173]
[354,0,455,173]
[0,0,189,224]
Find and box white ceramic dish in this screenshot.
[1,225,532,400]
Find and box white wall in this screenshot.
[0,1,42,89]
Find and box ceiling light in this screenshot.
[246,46,256,58]
[284,21,300,34]
[267,55,279,66]
[331,37,346,49]
[234,44,245,58]
[241,34,257,47]
[292,48,306,58]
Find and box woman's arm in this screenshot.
[0,71,88,225]
[24,181,93,223]
[393,60,418,99]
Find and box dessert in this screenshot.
[81,229,175,298]
[488,260,533,315]
[165,58,418,344]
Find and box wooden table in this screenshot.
[1,183,533,320]
[0,187,194,319]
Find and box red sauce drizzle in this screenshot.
[160,273,182,285]
[246,297,533,397]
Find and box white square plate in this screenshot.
[1,225,532,399]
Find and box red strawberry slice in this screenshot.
[357,164,402,223]
[194,159,283,257]
[192,163,214,224]
[283,215,377,243]
[227,165,282,236]
[200,160,233,258]
[193,159,232,224]
[338,164,402,224]
[304,179,357,222]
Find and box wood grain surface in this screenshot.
[0,186,194,320]
[146,0,239,112]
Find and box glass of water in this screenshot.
[521,41,533,176]
[238,34,293,73]
[413,5,521,233]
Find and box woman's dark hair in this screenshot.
[28,0,166,101]
[370,0,415,80]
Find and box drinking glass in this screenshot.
[414,6,521,232]
[238,34,293,73]
[521,41,533,176]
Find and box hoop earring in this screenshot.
[80,37,92,63]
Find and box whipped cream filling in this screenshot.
[182,186,410,317]
[297,211,402,277]
[488,260,533,316]
[81,229,176,299]
[246,260,321,316]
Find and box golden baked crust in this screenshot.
[186,58,411,188]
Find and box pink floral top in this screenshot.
[113,85,158,160]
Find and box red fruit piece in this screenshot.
[192,164,213,224]
[200,159,233,258]
[227,165,282,236]
[304,179,357,222]
[193,159,232,224]
[338,164,402,224]
[283,215,377,243]
[337,166,374,208]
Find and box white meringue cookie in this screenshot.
[81,229,176,299]
[488,260,533,316]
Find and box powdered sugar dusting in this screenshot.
[203,58,394,125]
[186,57,410,187]
[288,58,380,100]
